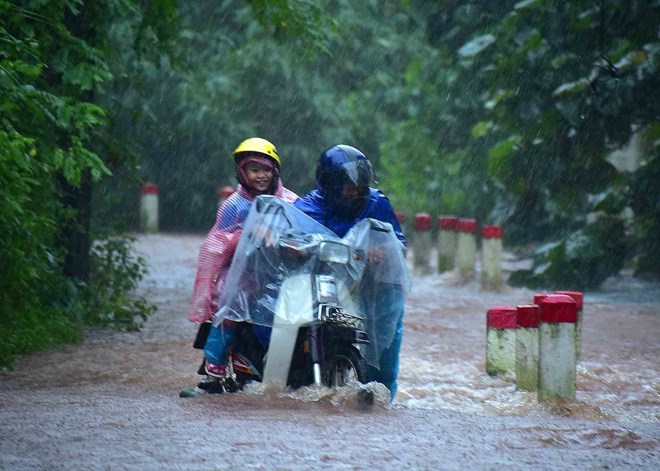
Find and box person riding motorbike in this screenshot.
[294,144,408,401]
[181,137,298,398]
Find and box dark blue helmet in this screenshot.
[316,145,374,219]
[316,145,373,192]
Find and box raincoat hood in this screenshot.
[235,155,280,196]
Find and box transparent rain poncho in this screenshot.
[186,183,297,323]
[213,195,410,370]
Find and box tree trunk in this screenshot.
[60,171,93,282]
[58,3,95,282]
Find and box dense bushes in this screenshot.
[0,0,166,367]
[0,235,153,368]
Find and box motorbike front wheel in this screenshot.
[321,346,368,388]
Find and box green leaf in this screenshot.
[488,136,521,177]
[457,34,496,58]
[471,121,491,138]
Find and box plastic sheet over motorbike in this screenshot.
[214,195,410,371]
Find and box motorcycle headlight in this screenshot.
[319,241,350,264]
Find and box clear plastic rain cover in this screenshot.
[213,195,410,369]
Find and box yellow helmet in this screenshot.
[233,137,281,167]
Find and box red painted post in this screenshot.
[437,216,458,273]
[455,218,477,279]
[555,291,584,361]
[486,306,517,376]
[140,183,159,233]
[516,304,541,391]
[481,225,504,290]
[413,213,432,275]
[538,294,578,401]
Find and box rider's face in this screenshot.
[244,163,274,193]
[341,185,366,199]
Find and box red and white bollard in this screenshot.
[412,213,432,275]
[437,216,458,273]
[515,304,541,391]
[140,183,159,233]
[486,306,517,376]
[538,294,578,401]
[218,185,235,208]
[455,218,477,279]
[481,225,504,290]
[555,290,584,361]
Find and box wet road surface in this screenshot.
[1,234,658,470]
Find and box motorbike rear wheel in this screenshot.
[322,346,368,388]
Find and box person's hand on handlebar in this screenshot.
[367,247,385,264]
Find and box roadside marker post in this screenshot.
[486,306,517,376]
[515,304,541,391]
[412,213,433,275]
[140,183,159,233]
[538,294,578,402]
[437,216,458,273]
[455,218,477,279]
[555,291,584,361]
[481,225,504,290]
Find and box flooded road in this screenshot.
[1,234,658,470]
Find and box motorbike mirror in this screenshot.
[254,195,278,213]
[368,218,393,233]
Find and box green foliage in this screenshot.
[83,236,156,330]
[380,120,440,214]
[246,0,335,52]
[91,0,658,288]
[0,235,153,367]
[629,124,660,275]
[4,0,657,370]
[397,0,659,284]
[94,0,368,231]
[509,215,627,290]
[0,306,83,369]
[0,0,173,367]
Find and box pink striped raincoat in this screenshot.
[187,182,298,322]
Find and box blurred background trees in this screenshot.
[2,0,658,364]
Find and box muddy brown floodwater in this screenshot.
[1,234,658,470]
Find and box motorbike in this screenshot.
[208,195,409,394]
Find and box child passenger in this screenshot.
[180,138,297,397]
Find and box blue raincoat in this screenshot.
[295,187,407,399]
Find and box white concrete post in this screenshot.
[412,213,432,275]
[218,185,235,209]
[455,218,477,279]
[437,216,458,273]
[481,225,504,290]
[515,304,541,391]
[538,294,578,402]
[486,306,517,376]
[140,183,159,233]
[555,291,584,362]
